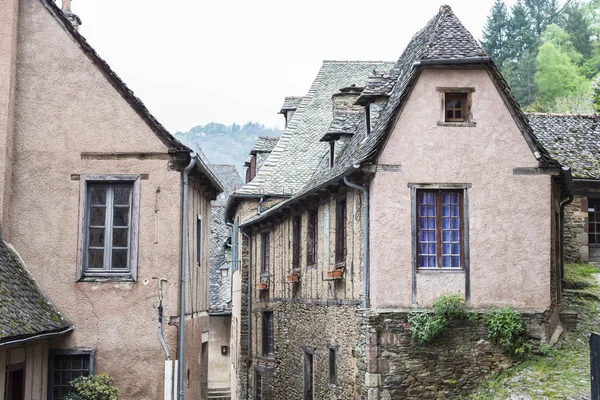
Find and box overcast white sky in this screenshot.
[62,0,517,132]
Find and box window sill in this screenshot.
[437,122,476,128]
[255,355,276,362]
[417,268,464,274]
[78,275,135,283]
[305,264,317,271]
[260,273,271,278]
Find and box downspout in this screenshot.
[156,278,171,360]
[226,222,234,303]
[240,228,252,397]
[257,197,264,215]
[559,166,574,288]
[343,176,370,309]
[178,154,196,400]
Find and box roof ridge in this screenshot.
[323,60,395,64]
[424,6,446,55]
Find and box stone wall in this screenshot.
[357,310,528,400]
[564,196,589,262]
[251,301,361,400]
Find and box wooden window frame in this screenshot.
[48,348,96,400]
[437,88,475,127]
[292,215,301,270]
[306,210,318,267]
[416,189,465,269]
[76,175,140,282]
[303,348,315,400]
[196,215,202,266]
[260,232,270,275]
[262,311,274,356]
[589,198,600,246]
[335,197,347,267]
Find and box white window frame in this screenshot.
[76,175,141,281]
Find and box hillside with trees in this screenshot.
[481,0,600,113]
[174,122,281,175]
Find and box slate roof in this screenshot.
[279,97,304,112]
[356,69,396,105]
[239,5,560,226]
[40,0,188,152]
[251,136,280,154]
[0,241,71,344]
[529,114,600,179]
[234,60,394,197]
[320,111,364,142]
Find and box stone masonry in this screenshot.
[564,196,589,262]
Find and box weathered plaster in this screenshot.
[370,68,552,309]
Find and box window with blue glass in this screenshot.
[417,190,463,269]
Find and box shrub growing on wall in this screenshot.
[62,374,118,400]
[485,307,532,356]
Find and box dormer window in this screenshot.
[437,88,475,127]
[365,104,371,136]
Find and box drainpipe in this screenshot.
[343,176,370,309]
[240,228,252,397]
[226,222,234,303]
[155,278,171,360]
[559,166,574,288]
[178,154,196,400]
[257,197,264,215]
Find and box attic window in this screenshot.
[445,93,466,122]
[329,141,335,168]
[437,88,475,127]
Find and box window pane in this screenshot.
[89,207,106,226]
[89,186,107,205]
[88,249,104,269]
[112,249,129,269]
[428,231,435,242]
[112,228,129,247]
[428,218,435,229]
[452,218,459,229]
[88,228,105,247]
[442,218,450,229]
[427,206,435,216]
[451,256,460,268]
[113,185,131,205]
[443,256,451,267]
[113,207,129,226]
[428,256,436,267]
[443,243,450,255]
[442,231,450,242]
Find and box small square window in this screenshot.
[445,93,467,122]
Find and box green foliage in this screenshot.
[561,0,594,59]
[524,0,555,35]
[503,50,538,107]
[593,75,600,112]
[565,262,599,285]
[535,31,587,105]
[407,293,470,345]
[482,0,511,67]
[62,374,118,400]
[432,293,470,320]
[548,82,595,113]
[407,311,446,345]
[507,0,537,59]
[486,308,531,356]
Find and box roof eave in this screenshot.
[0,325,74,348]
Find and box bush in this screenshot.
[407,310,446,345]
[486,307,531,356]
[407,293,470,345]
[62,374,118,400]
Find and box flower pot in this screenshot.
[287,272,300,283]
[256,282,268,290]
[327,269,343,279]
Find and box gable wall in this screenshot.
[370,68,552,309]
[0,0,204,398]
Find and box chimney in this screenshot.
[331,85,364,114]
[279,97,303,128]
[61,0,82,30]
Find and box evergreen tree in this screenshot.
[482,0,510,66]
[561,0,593,59]
[524,0,550,35]
[507,0,537,60]
[503,50,539,107]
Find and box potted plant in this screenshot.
[287,272,300,283]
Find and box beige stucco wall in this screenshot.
[208,315,231,389]
[370,68,552,310]
[0,342,49,400]
[2,0,211,398]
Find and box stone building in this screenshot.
[226,6,574,399]
[0,0,222,399]
[530,114,600,264]
[244,136,280,184]
[208,164,243,398]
